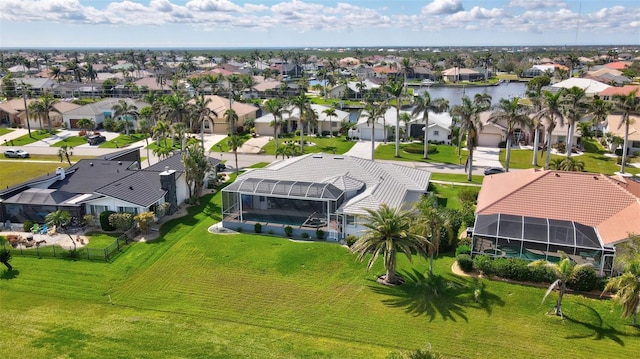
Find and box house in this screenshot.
[221,153,431,240]
[408,111,452,144]
[197,95,258,134]
[0,98,79,129]
[349,107,411,141]
[549,78,610,95]
[472,169,640,276]
[253,103,349,137]
[605,113,640,155]
[598,85,640,102]
[442,68,483,82]
[11,77,58,96]
[62,98,148,129]
[0,148,220,225]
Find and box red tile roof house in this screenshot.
[473,169,640,275]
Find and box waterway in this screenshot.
[413,82,527,107]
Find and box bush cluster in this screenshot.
[402,142,437,155]
[455,245,471,257]
[345,235,358,247]
[456,254,473,272]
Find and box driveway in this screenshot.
[237,136,271,154]
[472,146,503,168]
[344,140,381,159]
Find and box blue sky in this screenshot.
[1,0,638,48]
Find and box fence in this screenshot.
[1,232,132,262]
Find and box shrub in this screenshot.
[528,265,554,283]
[154,203,171,219]
[133,212,155,234]
[254,222,262,234]
[23,220,34,232]
[82,214,96,227]
[78,130,87,137]
[403,142,437,154]
[345,235,358,247]
[108,212,134,232]
[284,225,293,237]
[316,229,325,240]
[456,254,473,272]
[301,232,310,239]
[568,265,598,292]
[236,227,243,233]
[458,187,480,204]
[455,245,471,256]
[99,211,116,231]
[473,254,493,275]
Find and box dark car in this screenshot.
[484,167,506,175]
[87,135,106,145]
[215,162,226,171]
[3,149,30,158]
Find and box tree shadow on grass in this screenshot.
[0,269,19,280]
[564,303,637,346]
[369,269,504,322]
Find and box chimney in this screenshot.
[55,167,65,180]
[160,168,178,215]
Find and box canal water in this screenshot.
[413,82,527,107]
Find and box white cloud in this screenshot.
[185,0,243,12]
[509,0,567,10]
[421,0,463,15]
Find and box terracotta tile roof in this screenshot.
[606,114,640,141]
[604,61,631,70]
[599,85,640,97]
[477,169,640,245]
[197,95,258,118]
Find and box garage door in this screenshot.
[477,134,502,147]
[69,119,80,129]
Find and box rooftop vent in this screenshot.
[129,186,134,190]
[333,156,344,160]
[89,162,93,167]
[118,161,122,165]
[312,155,323,158]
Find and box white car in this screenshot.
[4,149,30,158]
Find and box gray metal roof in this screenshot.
[4,188,77,206]
[231,178,343,200]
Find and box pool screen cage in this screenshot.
[471,213,615,276]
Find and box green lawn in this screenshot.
[0,161,72,187]
[2,130,59,146]
[99,133,148,148]
[84,232,123,248]
[1,189,638,358]
[262,135,356,155]
[430,172,484,185]
[210,133,252,153]
[51,135,87,147]
[376,142,468,165]
[0,128,13,136]
[500,139,640,175]
[430,183,479,209]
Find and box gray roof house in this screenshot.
[62,98,148,129]
[0,148,220,225]
[221,153,431,240]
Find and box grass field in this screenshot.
[1,189,638,358]
[430,172,484,185]
[262,135,356,155]
[0,161,71,188]
[3,130,59,146]
[0,128,13,136]
[100,133,148,149]
[51,135,87,147]
[376,142,468,165]
[211,133,252,153]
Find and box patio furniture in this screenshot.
[39,224,48,235]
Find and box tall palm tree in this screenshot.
[31,93,60,134]
[604,259,640,327]
[530,253,591,318]
[83,62,97,98]
[111,99,139,136]
[264,98,288,153]
[28,100,45,130]
[537,91,565,169]
[290,93,310,154]
[526,76,550,166]
[76,118,95,134]
[451,96,489,181]
[152,120,171,148]
[322,106,337,137]
[413,196,451,276]
[561,86,588,158]
[488,97,530,171]
[363,101,386,161]
[383,80,404,157]
[351,204,423,285]
[223,109,239,136]
[171,122,187,150]
[400,57,413,95]
[161,93,190,126]
[192,95,215,148]
[612,89,640,174]
[411,91,449,159]
[45,210,75,250]
[589,96,612,139]
[227,134,244,174]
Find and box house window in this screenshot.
[118,206,138,214]
[631,141,640,149]
[433,130,439,136]
[346,215,356,226]
[331,122,337,127]
[90,205,108,215]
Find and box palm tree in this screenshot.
[451,96,489,181]
[488,98,530,172]
[223,109,239,136]
[561,86,588,158]
[227,134,243,174]
[537,91,564,169]
[363,101,386,161]
[529,253,591,318]
[526,76,551,166]
[192,95,216,148]
[351,204,423,286]
[57,144,73,165]
[33,94,59,134]
[604,259,640,327]
[548,157,585,171]
[411,91,449,159]
[76,118,95,134]
[589,96,612,139]
[290,93,310,154]
[83,62,97,98]
[264,98,288,153]
[45,210,76,250]
[152,120,171,148]
[413,196,451,276]
[400,57,413,95]
[383,80,404,157]
[0,248,12,271]
[612,89,640,174]
[28,100,45,130]
[322,106,337,137]
[161,93,190,126]
[111,99,139,136]
[152,146,174,160]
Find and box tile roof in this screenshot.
[197,95,258,118]
[606,114,640,141]
[551,78,610,94]
[477,169,640,245]
[599,85,640,97]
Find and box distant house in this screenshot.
[605,113,640,154]
[0,98,79,129]
[62,98,148,129]
[441,68,483,82]
[253,103,349,137]
[549,78,610,95]
[472,169,640,276]
[349,107,411,141]
[475,111,576,148]
[0,149,220,225]
[12,77,58,96]
[407,111,452,144]
[221,153,431,240]
[197,95,258,134]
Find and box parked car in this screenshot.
[484,167,506,175]
[3,149,30,158]
[215,162,226,171]
[87,135,106,145]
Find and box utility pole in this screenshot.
[21,83,32,137]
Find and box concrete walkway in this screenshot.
[237,135,271,154]
[472,146,503,168]
[344,140,382,159]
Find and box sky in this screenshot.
[0,0,639,49]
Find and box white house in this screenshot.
[408,111,452,144]
[254,103,349,137]
[62,98,148,129]
[349,107,411,141]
